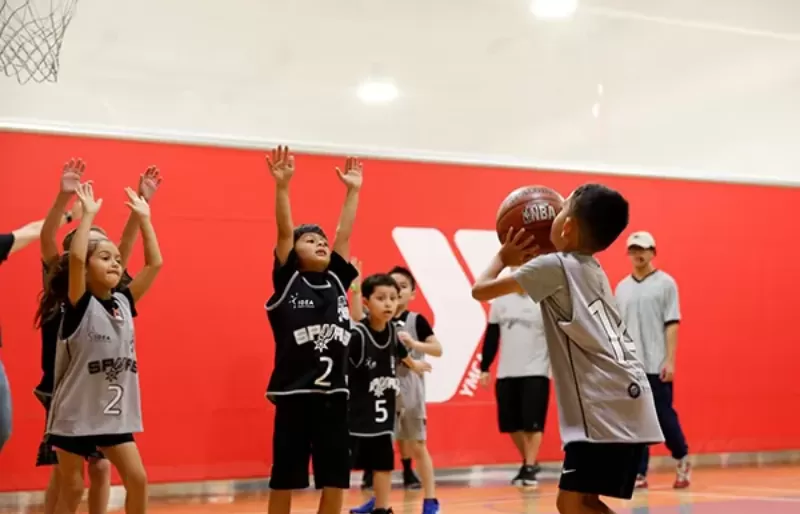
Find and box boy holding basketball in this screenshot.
[472,184,663,514]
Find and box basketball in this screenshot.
[496,185,565,254]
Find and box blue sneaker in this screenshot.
[350,496,376,514]
[422,498,440,514]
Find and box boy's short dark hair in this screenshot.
[388,266,416,290]
[362,273,400,298]
[293,224,327,243]
[569,184,629,252]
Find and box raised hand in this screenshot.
[336,157,363,191]
[74,182,102,214]
[124,187,151,219]
[498,227,539,267]
[138,166,162,202]
[266,146,295,187]
[61,158,86,194]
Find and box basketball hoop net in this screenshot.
[0,0,77,84]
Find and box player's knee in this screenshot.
[88,457,111,483]
[121,464,148,495]
[556,490,584,514]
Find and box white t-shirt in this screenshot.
[488,293,550,378]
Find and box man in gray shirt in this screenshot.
[615,231,690,490]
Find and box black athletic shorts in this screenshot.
[35,390,105,466]
[350,434,394,472]
[269,393,351,490]
[48,433,134,459]
[559,442,646,499]
[495,376,550,433]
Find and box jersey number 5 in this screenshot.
[588,299,636,362]
[104,384,124,416]
[375,399,388,423]
[314,356,334,387]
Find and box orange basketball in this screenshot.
[496,185,564,254]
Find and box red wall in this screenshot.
[0,130,798,491]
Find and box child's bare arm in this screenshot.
[332,157,363,260]
[42,159,85,263]
[125,188,163,303]
[68,183,102,305]
[118,166,163,269]
[266,146,295,265]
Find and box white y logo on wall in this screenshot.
[392,227,505,404]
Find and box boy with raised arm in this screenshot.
[264,146,362,514]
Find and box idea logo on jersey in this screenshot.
[392,227,507,405]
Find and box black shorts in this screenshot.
[270,393,351,490]
[47,433,134,459]
[350,434,394,472]
[559,442,646,499]
[34,390,105,466]
[495,376,550,433]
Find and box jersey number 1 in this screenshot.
[588,299,636,362]
[104,385,124,415]
[314,356,334,387]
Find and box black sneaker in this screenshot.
[511,464,526,485]
[361,469,373,490]
[517,465,538,487]
[403,469,422,489]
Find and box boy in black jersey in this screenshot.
[264,147,362,514]
[348,274,431,514]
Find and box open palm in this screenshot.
[266,146,295,186]
[61,158,86,194]
[336,157,363,190]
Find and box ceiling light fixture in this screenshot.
[357,80,399,104]
[531,0,578,20]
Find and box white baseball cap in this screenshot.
[627,231,656,249]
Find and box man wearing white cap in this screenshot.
[615,231,691,490]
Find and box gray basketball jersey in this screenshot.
[514,253,663,445]
[395,312,426,419]
[47,292,142,437]
[615,271,681,374]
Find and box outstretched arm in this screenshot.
[332,157,363,260]
[267,146,295,265]
[68,183,103,305]
[118,166,163,269]
[125,188,164,303]
[348,257,364,321]
[41,159,85,264]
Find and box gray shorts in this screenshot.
[395,415,426,441]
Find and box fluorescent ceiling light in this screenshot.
[531,0,578,19]
[357,80,399,104]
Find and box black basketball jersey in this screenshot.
[265,250,358,401]
[348,320,408,436]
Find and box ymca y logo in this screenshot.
[392,227,502,404]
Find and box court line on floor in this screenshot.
[649,489,800,503]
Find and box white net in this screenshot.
[0,0,77,84]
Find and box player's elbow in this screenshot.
[471,283,493,302]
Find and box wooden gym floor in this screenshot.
[3,463,799,513]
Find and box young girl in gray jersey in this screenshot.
[45,181,163,514]
[473,184,663,514]
[35,160,162,514]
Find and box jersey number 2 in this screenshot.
[588,299,636,362]
[314,356,333,387]
[104,385,124,415]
